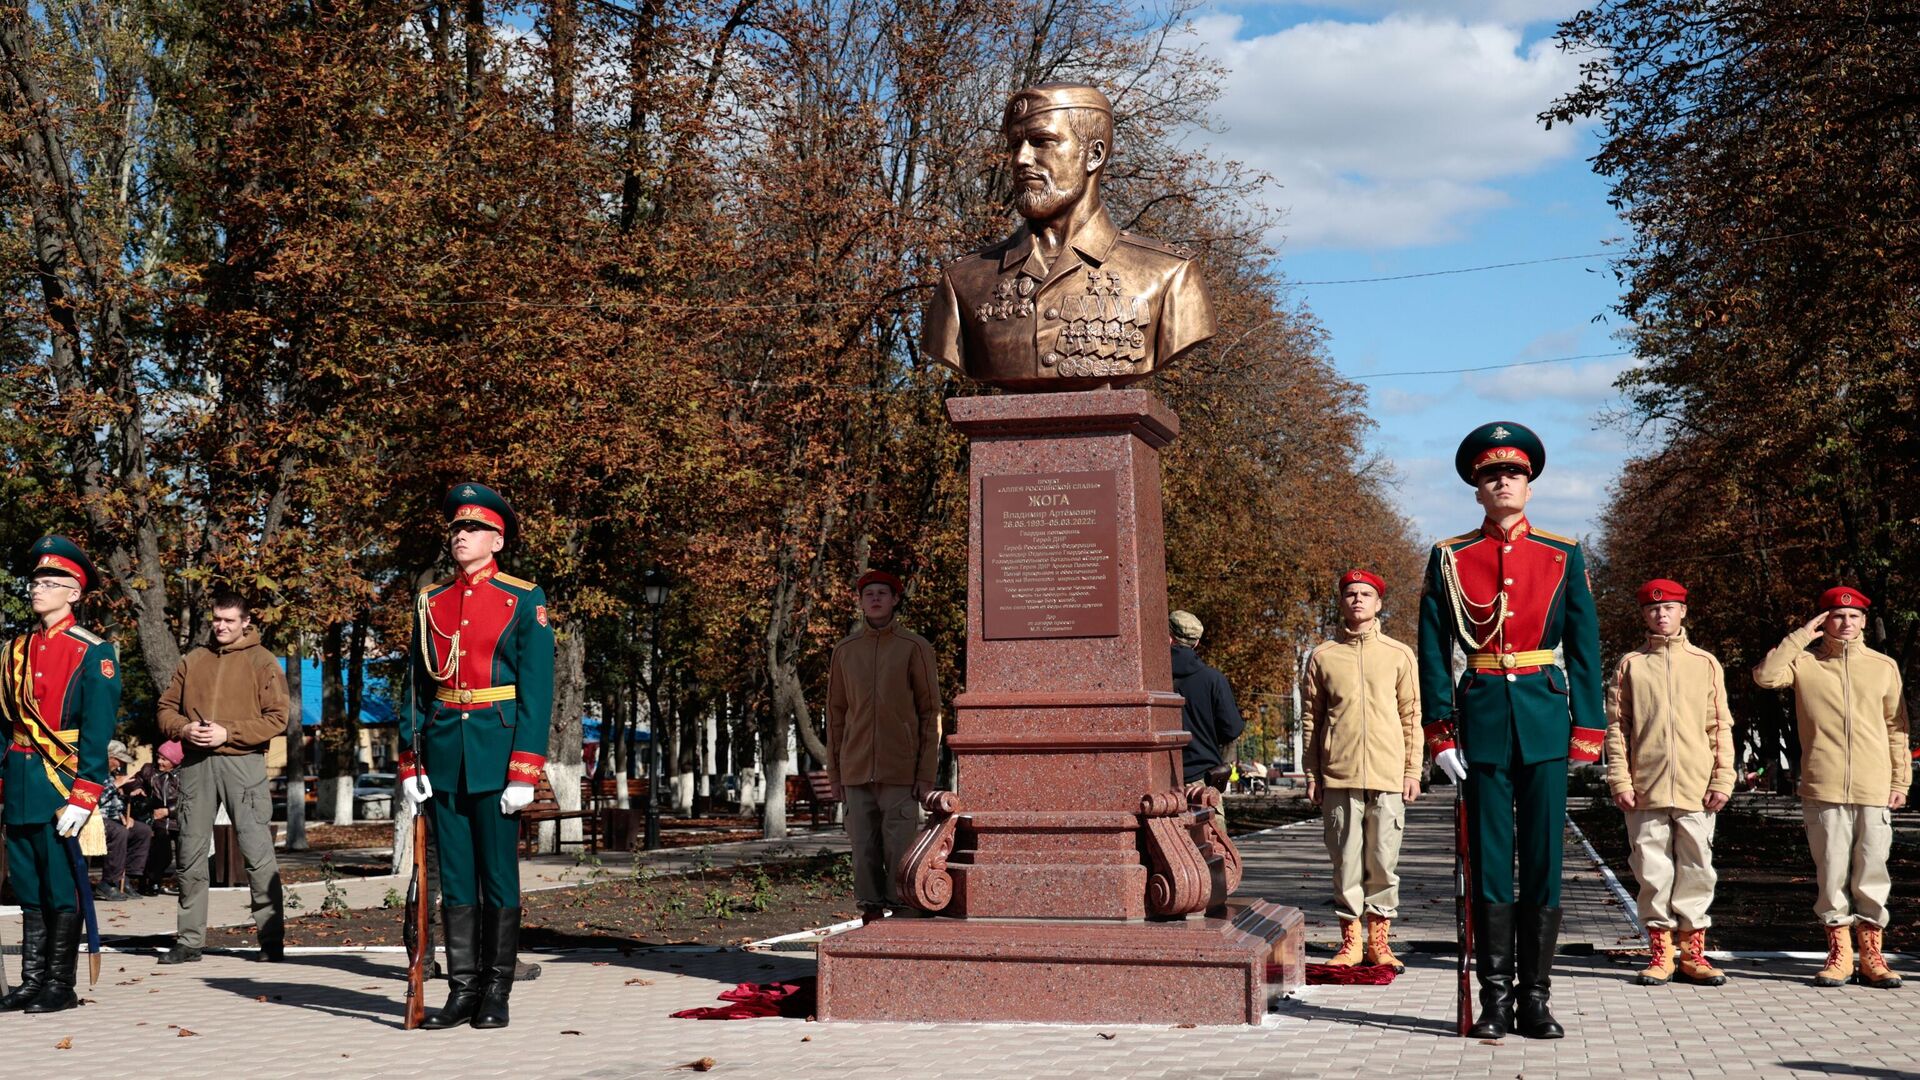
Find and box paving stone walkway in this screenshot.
[5,797,1915,1078]
[1241,788,1640,951]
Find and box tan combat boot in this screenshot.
[1326,918,1364,966]
[1855,923,1903,989]
[1636,927,1676,985]
[1813,924,1854,987]
[1675,928,1727,986]
[1363,913,1405,973]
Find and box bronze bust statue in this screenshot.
[921,83,1216,391]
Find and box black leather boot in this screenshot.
[1466,901,1514,1039]
[421,905,481,1029]
[1516,905,1565,1039]
[0,909,49,1011]
[471,907,520,1030]
[24,911,82,1013]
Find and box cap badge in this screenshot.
[1841,592,1854,606]
[459,485,476,497]
[1651,588,1663,601]
[1490,425,1511,441]
[40,538,54,550]
[1010,96,1029,119]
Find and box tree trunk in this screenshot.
[545,620,587,851]
[761,713,789,840]
[284,633,308,851]
[321,623,355,825]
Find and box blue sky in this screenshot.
[1187,0,1653,541]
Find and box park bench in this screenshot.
[517,779,596,855]
[787,770,842,829]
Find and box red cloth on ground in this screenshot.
[1274,963,1398,985]
[670,977,818,1020]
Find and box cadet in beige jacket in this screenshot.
[1303,569,1421,971]
[1605,579,1733,987]
[826,570,942,922]
[1753,586,1911,989]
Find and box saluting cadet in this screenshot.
[1303,570,1421,972]
[0,536,121,1013]
[397,483,556,1030]
[1604,579,1734,987]
[1753,587,1910,989]
[1418,422,1604,1040]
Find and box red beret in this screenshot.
[1820,586,1869,611]
[1637,579,1687,606]
[1339,569,1386,597]
[855,570,904,596]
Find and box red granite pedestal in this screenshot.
[816,389,1305,1026]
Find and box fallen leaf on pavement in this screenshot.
[256,995,269,1002]
[177,1028,198,1038]
[561,1030,582,1036]
[800,1036,811,1043]
[672,1057,717,1071]
[1097,1032,1116,1040]
[591,961,610,967]
[55,1038,73,1050]
[1175,1023,1195,1029]
[624,978,653,986]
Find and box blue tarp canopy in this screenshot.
[279,656,397,728]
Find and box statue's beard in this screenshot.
[1014,177,1081,219]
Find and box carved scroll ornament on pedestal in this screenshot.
[1140,790,1211,916]
[896,790,961,912]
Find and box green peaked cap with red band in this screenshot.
[443,482,519,544]
[25,534,100,592]
[1454,421,1546,485]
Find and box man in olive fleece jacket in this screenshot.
[826,570,942,921]
[1753,586,1911,989]
[155,591,290,963]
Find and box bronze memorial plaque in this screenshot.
[981,471,1121,639]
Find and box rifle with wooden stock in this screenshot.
[402,693,431,1030]
[1455,783,1472,1037]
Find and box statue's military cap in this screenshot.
[1454,421,1546,484]
[1002,83,1113,131]
[443,482,520,544]
[25,534,100,592]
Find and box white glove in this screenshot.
[401,774,434,807]
[499,781,535,815]
[1436,748,1468,784]
[56,803,92,838]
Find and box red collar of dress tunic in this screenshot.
[37,613,76,641]
[460,560,500,586]
[1480,516,1531,543]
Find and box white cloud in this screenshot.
[1391,452,1607,541]
[1460,355,1640,404]
[1372,386,1442,416]
[1245,1,1587,23]
[1193,13,1586,250]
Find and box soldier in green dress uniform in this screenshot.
[397,483,555,1030]
[1417,423,1604,1040]
[0,536,121,1013]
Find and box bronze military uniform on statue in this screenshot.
[920,84,1215,391]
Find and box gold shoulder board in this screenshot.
[493,571,537,590]
[68,626,105,645]
[1434,530,1479,548]
[419,577,455,595]
[1530,527,1578,545]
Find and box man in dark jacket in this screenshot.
[1171,610,1245,801]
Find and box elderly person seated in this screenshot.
[125,740,186,895]
[99,740,154,901]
